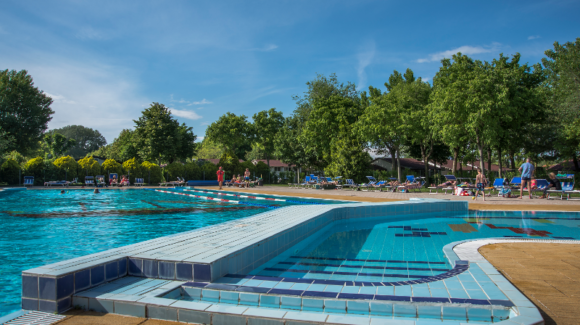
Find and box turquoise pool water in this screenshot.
[250,210,580,282]
[0,188,342,316]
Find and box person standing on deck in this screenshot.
[217,166,225,190]
[473,169,487,201]
[244,168,251,188]
[519,158,535,199]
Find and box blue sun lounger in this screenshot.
[547,182,576,200]
[342,179,357,190]
[85,176,95,186]
[24,176,34,186]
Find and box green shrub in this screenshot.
[165,162,185,182]
[141,161,162,184]
[53,156,79,181]
[184,162,201,180]
[102,159,122,182]
[24,157,44,185]
[218,150,241,179]
[201,161,218,180]
[78,156,100,178]
[0,158,20,185]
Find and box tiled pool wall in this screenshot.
[20,199,467,314]
[0,187,26,198]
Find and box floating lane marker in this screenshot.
[149,189,279,209]
[183,188,288,202]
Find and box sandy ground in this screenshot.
[480,243,580,325]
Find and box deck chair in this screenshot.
[342,179,357,190]
[490,178,506,196]
[428,175,456,194]
[531,179,550,197]
[360,176,377,191]
[135,178,145,186]
[95,175,106,187]
[547,182,574,200]
[24,176,34,187]
[85,176,95,186]
[510,177,522,189]
[109,173,119,186]
[298,176,311,189]
[406,175,416,183]
[565,183,580,200]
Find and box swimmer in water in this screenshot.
[94,188,100,194]
[60,190,65,194]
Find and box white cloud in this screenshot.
[201,122,210,125]
[76,27,109,40]
[44,92,77,104]
[189,98,213,105]
[417,44,500,63]
[356,40,376,91]
[169,108,202,120]
[528,35,541,40]
[170,95,213,106]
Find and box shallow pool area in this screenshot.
[0,188,344,317]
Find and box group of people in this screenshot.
[109,175,130,187]
[217,167,253,189]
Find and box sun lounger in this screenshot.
[342,179,357,190]
[298,176,311,189]
[24,176,34,187]
[109,173,119,186]
[135,178,145,186]
[360,176,377,191]
[510,177,522,189]
[428,175,457,194]
[85,176,95,186]
[44,180,69,187]
[547,182,575,200]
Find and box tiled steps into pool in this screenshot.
[0,310,66,325]
[73,276,502,324]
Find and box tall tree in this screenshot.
[47,125,107,159]
[0,126,15,158]
[252,108,284,168]
[542,38,580,169]
[0,69,54,154]
[205,112,252,155]
[133,102,196,163]
[43,133,76,158]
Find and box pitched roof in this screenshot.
[548,160,580,172]
[252,160,294,167]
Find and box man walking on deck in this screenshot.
[519,158,534,199]
[217,166,225,190]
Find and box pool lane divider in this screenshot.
[183,188,326,205]
[147,189,279,209]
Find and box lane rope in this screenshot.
[147,189,280,209]
[183,188,325,205]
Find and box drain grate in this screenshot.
[2,311,66,325]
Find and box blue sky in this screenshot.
[1,0,578,143]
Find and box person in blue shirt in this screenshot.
[518,158,535,199]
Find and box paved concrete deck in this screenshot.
[480,243,580,325]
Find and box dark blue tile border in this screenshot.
[56,274,74,299]
[22,276,38,299]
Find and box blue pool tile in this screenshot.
[91,265,105,286]
[369,301,392,316]
[259,295,280,308]
[194,264,211,282]
[182,287,202,299]
[119,259,127,276]
[39,277,56,300]
[394,286,412,296]
[206,283,238,291]
[21,298,38,310]
[258,281,280,288]
[393,304,416,318]
[359,287,377,295]
[448,290,469,299]
[412,297,449,303]
[268,289,303,296]
[484,291,508,300]
[492,308,510,321]
[129,258,143,276]
[57,297,71,313]
[412,288,430,297]
[324,299,346,314]
[143,259,158,278]
[280,296,301,310]
[341,286,360,294]
[324,285,343,293]
[307,284,327,291]
[303,291,338,298]
[488,300,514,307]
[468,307,492,322]
[461,281,482,290]
[74,269,90,292]
[302,298,323,312]
[273,282,293,289]
[290,283,310,290]
[376,286,394,295]
[374,295,410,302]
[176,263,193,281]
[159,262,175,280]
[417,305,441,319]
[220,291,239,304]
[338,293,374,300]
[236,286,270,293]
[239,293,259,306]
[38,300,56,313]
[244,280,264,287]
[201,289,220,302]
[105,261,118,281]
[22,276,38,299]
[56,274,74,299]
[442,306,467,321]
[467,290,489,300]
[347,301,369,314]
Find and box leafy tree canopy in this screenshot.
[43,132,76,159]
[47,125,107,159]
[195,138,224,160]
[205,112,252,155]
[252,108,284,166]
[53,156,78,171]
[0,69,54,154]
[133,103,197,163]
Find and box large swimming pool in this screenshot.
[0,188,344,316]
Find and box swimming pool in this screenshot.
[0,188,344,317]
[248,210,580,282]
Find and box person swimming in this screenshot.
[60,190,65,194]
[94,188,100,194]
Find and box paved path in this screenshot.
[480,243,580,325]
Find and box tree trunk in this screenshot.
[497,147,503,179]
[389,147,396,176]
[452,147,459,176]
[396,149,401,182]
[487,147,492,178]
[421,145,429,187]
[509,151,516,170]
[573,153,579,171]
[475,132,485,179]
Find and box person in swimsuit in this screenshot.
[216,167,225,190]
[519,158,535,199]
[244,168,251,188]
[540,172,561,199]
[473,169,487,201]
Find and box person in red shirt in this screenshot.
[216,166,225,190]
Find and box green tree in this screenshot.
[0,70,54,154]
[274,116,314,182]
[0,158,20,184]
[141,161,162,184]
[43,133,76,158]
[78,156,100,176]
[47,125,107,159]
[53,156,78,181]
[542,38,580,169]
[134,103,197,163]
[218,150,241,179]
[195,138,224,160]
[0,127,15,158]
[252,108,284,168]
[205,112,252,155]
